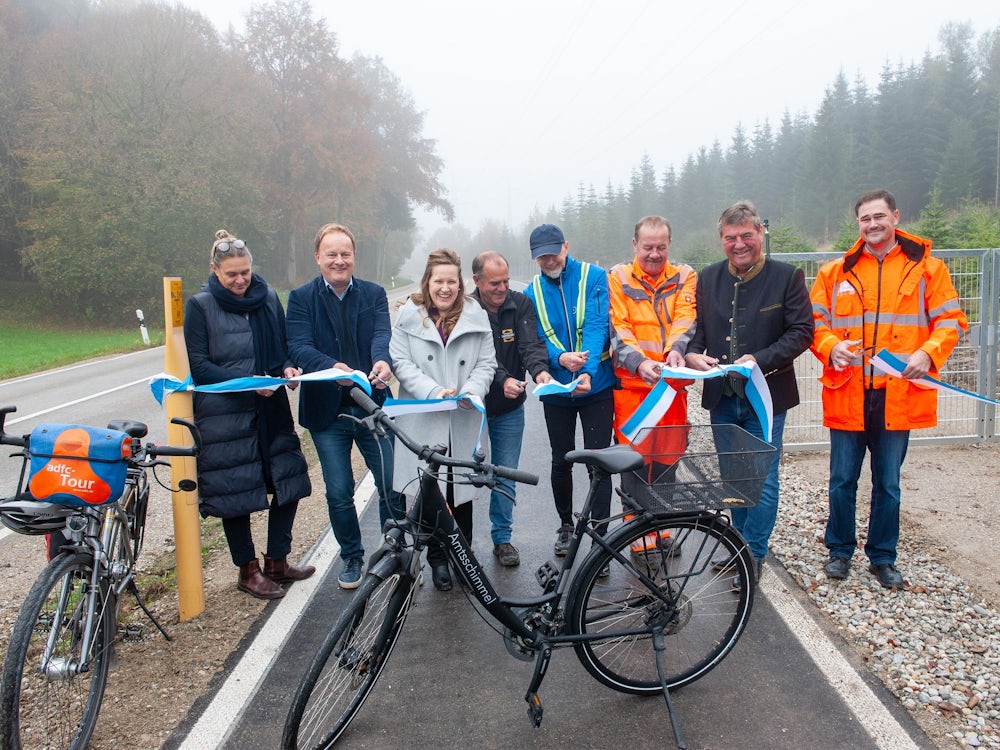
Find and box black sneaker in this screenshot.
[731,558,764,593]
[868,562,903,590]
[553,524,572,557]
[711,556,735,572]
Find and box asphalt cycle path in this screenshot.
[167,395,934,750]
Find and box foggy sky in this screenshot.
[190,0,1000,240]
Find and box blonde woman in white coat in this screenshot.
[390,248,497,590]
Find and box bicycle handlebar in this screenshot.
[347,388,539,487]
[0,406,201,460]
[493,464,539,485]
[146,417,201,459]
[0,406,25,448]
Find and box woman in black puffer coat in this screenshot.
[184,229,313,600]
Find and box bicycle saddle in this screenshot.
[564,444,644,474]
[106,420,148,438]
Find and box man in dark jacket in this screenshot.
[685,201,814,589]
[286,222,403,590]
[472,251,552,566]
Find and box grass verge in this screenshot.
[0,323,162,380]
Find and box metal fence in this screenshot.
[745,248,1000,450]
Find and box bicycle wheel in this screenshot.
[566,513,754,694]
[283,565,415,750]
[0,552,115,750]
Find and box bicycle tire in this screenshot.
[566,513,754,694]
[283,565,415,750]
[0,552,115,750]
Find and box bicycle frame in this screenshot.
[39,487,135,680]
[389,460,734,652]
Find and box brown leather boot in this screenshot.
[238,559,285,600]
[263,555,316,584]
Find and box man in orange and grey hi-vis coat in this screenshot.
[609,215,696,451]
[609,216,696,558]
[811,188,967,590]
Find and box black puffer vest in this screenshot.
[190,291,311,518]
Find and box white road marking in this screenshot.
[176,473,376,750]
[761,571,919,750]
[0,347,163,387]
[5,377,152,425]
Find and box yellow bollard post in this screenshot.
[163,277,205,620]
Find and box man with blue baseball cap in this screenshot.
[525,224,616,557]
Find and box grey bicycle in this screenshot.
[0,405,200,750]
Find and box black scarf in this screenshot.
[207,272,284,376]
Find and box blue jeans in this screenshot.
[825,389,909,566]
[310,405,404,562]
[710,395,786,562]
[486,406,525,545]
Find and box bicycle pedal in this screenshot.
[534,561,558,593]
[526,692,544,728]
[120,623,145,643]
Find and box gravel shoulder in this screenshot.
[780,441,1000,749]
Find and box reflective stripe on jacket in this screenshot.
[809,229,968,431]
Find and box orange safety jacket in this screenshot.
[609,259,697,446]
[809,229,967,432]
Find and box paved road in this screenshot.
[0,347,168,542]
[166,393,934,750]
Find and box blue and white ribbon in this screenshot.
[870,349,1000,406]
[148,367,372,405]
[620,362,774,443]
[532,378,582,397]
[381,393,488,457]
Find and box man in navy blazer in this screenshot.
[286,222,403,589]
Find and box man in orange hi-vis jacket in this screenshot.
[609,216,696,554]
[811,189,967,590]
[609,215,696,447]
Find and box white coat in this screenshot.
[389,297,497,504]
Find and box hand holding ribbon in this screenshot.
[381,392,488,456]
[620,361,774,443]
[870,349,1000,406]
[149,367,372,405]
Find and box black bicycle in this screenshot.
[283,389,774,750]
[0,405,200,750]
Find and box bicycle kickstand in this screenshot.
[653,630,686,750]
[523,643,552,728]
[126,580,172,642]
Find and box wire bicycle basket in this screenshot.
[620,424,776,513]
